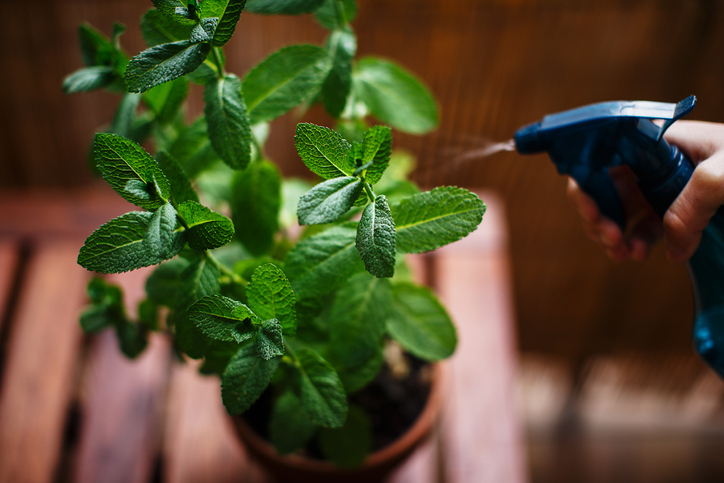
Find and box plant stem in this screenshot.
[333,0,347,27]
[363,181,376,202]
[205,251,246,286]
[211,47,225,78]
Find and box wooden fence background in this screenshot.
[2,0,724,366]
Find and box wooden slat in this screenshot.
[434,192,528,483]
[75,268,171,483]
[0,239,20,334]
[388,433,440,483]
[0,239,88,483]
[163,361,267,483]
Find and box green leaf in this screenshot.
[144,202,186,259]
[93,133,171,210]
[393,187,485,253]
[211,0,247,46]
[78,23,127,72]
[188,294,257,343]
[322,28,356,118]
[361,125,391,185]
[78,211,183,274]
[329,272,391,367]
[141,9,194,47]
[388,283,456,361]
[231,160,281,256]
[356,195,395,278]
[243,45,332,123]
[269,390,317,455]
[170,115,222,178]
[354,57,438,135]
[145,257,191,306]
[280,178,314,229]
[144,78,189,124]
[80,305,115,333]
[204,74,252,170]
[156,150,199,204]
[116,321,148,358]
[284,224,364,300]
[222,342,280,414]
[152,0,198,25]
[245,0,324,15]
[335,341,384,394]
[257,318,284,360]
[317,405,371,468]
[247,264,297,336]
[190,17,218,43]
[293,347,347,427]
[125,41,211,93]
[297,177,362,226]
[109,93,143,139]
[63,66,115,94]
[315,0,357,30]
[177,201,235,251]
[294,123,354,179]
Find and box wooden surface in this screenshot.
[0,189,524,482]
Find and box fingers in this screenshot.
[663,121,724,263]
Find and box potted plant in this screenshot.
[66,0,486,479]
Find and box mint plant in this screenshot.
[68,0,485,468]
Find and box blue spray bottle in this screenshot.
[514,96,724,378]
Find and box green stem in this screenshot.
[333,0,347,27]
[363,181,376,202]
[205,251,246,286]
[210,46,225,78]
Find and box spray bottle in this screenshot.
[514,96,724,378]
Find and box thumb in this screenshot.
[663,152,724,262]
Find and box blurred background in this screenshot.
[2,0,724,481]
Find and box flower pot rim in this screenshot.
[232,362,444,474]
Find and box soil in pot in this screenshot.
[237,352,438,482]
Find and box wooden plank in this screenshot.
[387,432,440,483]
[0,239,20,334]
[0,239,88,483]
[434,192,528,483]
[75,267,171,483]
[163,361,268,483]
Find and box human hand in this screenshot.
[566,121,724,263]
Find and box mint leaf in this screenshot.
[125,41,211,93]
[222,342,280,414]
[190,17,218,43]
[243,45,332,123]
[315,0,357,30]
[145,257,191,306]
[322,27,356,118]
[204,74,252,170]
[156,150,199,204]
[284,224,364,300]
[188,294,257,343]
[329,272,390,367]
[152,0,198,25]
[94,133,171,210]
[63,66,116,94]
[393,187,485,253]
[109,93,143,139]
[247,264,297,336]
[294,123,354,179]
[116,321,148,358]
[170,115,222,178]
[78,211,183,274]
[231,160,281,256]
[356,195,395,278]
[177,201,235,251]
[257,318,284,360]
[144,202,186,259]
[144,78,189,124]
[335,340,383,394]
[387,283,456,361]
[245,0,324,14]
[78,23,127,74]
[317,405,371,468]
[361,125,391,185]
[293,347,347,428]
[210,0,247,46]
[297,177,362,225]
[141,9,194,47]
[270,390,316,455]
[354,57,438,135]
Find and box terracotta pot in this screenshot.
[231,363,443,483]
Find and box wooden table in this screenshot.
[0,186,526,483]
